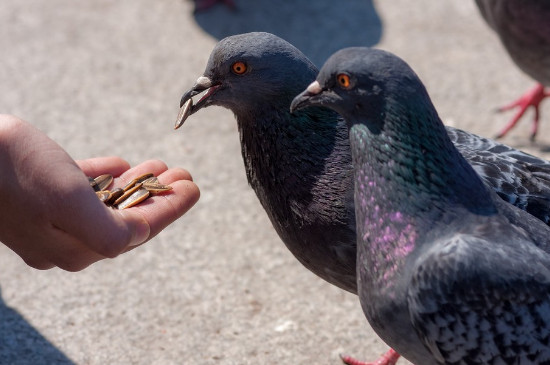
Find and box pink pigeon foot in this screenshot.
[495,83,550,141]
[340,348,401,365]
[193,0,236,12]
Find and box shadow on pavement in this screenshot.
[193,0,382,67]
[0,288,74,365]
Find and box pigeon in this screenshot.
[178,31,550,295]
[475,0,550,140]
[178,32,358,294]
[291,46,550,365]
[177,32,550,364]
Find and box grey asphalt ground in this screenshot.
[2,1,550,364]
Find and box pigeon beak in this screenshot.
[180,76,213,107]
[290,81,324,113]
[174,76,222,129]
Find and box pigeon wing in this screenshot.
[408,231,550,364]
[448,126,550,224]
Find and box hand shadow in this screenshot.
[0,287,74,365]
[192,0,383,67]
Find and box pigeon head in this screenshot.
[178,32,319,124]
[292,47,496,216]
[291,47,437,135]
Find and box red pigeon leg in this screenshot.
[495,83,550,141]
[340,348,401,365]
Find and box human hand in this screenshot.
[0,115,200,271]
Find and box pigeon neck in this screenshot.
[350,109,497,292]
[350,103,496,218]
[236,105,350,224]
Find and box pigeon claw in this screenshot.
[494,83,549,141]
[340,349,400,365]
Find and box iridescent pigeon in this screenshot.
[292,46,550,365]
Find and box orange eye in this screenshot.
[337,73,351,89]
[231,61,247,75]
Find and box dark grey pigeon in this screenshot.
[177,32,550,364]
[179,32,358,293]
[178,31,550,295]
[292,47,550,365]
[475,0,550,140]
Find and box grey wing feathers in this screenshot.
[447,127,550,224]
[408,232,550,364]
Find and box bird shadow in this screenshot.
[523,141,550,154]
[192,0,383,67]
[0,287,75,365]
[497,134,550,155]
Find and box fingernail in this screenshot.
[128,219,150,247]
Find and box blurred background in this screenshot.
[1,1,549,364]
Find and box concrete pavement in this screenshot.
[1,1,549,364]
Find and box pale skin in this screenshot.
[0,114,200,271]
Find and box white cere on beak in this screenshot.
[195,76,212,89]
[306,81,322,95]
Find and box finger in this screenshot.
[43,227,108,272]
[48,179,136,258]
[11,220,107,272]
[112,159,169,188]
[70,162,196,254]
[117,179,200,249]
[20,255,56,271]
[52,160,197,258]
[156,167,194,184]
[76,156,131,178]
